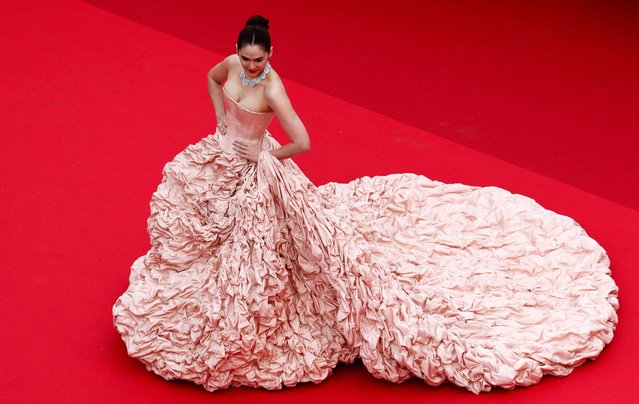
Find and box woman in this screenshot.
[113,15,619,394]
[208,20,310,162]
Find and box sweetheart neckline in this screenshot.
[222,86,273,115]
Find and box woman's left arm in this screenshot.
[264,84,310,160]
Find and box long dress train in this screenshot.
[112,86,619,394]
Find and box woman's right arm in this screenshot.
[207,56,232,132]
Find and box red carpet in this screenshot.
[84,0,639,212]
[1,1,636,403]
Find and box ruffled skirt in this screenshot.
[113,131,618,393]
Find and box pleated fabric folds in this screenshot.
[113,132,618,393]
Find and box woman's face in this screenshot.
[236,44,272,78]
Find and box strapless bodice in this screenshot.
[217,86,275,155]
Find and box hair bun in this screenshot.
[245,15,269,30]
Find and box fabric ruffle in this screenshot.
[113,132,619,393]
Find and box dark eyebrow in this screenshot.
[240,55,265,61]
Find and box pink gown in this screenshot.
[112,86,619,394]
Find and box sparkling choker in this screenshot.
[241,60,271,87]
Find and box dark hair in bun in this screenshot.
[237,15,271,52]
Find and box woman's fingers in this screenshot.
[232,140,259,161]
[233,141,246,155]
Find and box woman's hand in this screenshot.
[233,139,262,162]
[216,115,229,135]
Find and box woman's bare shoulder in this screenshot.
[208,54,238,83]
[224,53,240,67]
[264,70,287,98]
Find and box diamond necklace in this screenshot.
[241,60,271,87]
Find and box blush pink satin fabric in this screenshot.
[112,94,619,394]
[216,87,274,155]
